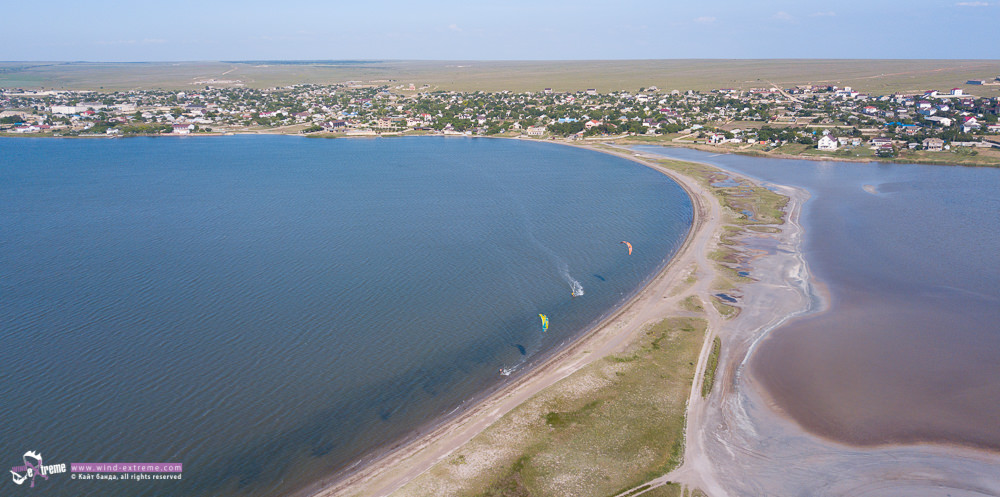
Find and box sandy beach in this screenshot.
[299,140,752,497]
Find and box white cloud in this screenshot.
[810,11,836,17]
[448,24,462,32]
[773,11,795,22]
[694,16,717,23]
[956,1,988,5]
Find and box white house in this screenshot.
[817,134,838,151]
[51,105,82,115]
[869,137,892,149]
[922,138,945,151]
[172,123,194,135]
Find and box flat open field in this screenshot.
[3,60,1000,95]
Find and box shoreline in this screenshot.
[300,141,715,497]
[619,137,1000,168]
[5,131,998,167]
[640,147,1000,497]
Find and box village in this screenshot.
[3,77,1000,161]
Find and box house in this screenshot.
[922,138,945,151]
[877,143,895,157]
[987,124,1000,133]
[707,133,725,144]
[925,116,953,127]
[584,119,602,129]
[951,88,963,96]
[961,116,981,133]
[817,134,838,151]
[172,123,194,134]
[51,105,81,115]
[869,137,892,149]
[585,89,597,96]
[962,122,981,133]
[526,126,546,136]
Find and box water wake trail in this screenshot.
[471,162,583,298]
[563,265,584,297]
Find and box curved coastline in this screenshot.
[636,147,1000,497]
[300,140,710,497]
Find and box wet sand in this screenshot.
[654,152,1000,497]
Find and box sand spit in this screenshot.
[657,158,1000,497]
[305,142,1000,497]
[301,142,718,497]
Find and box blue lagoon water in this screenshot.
[0,136,692,496]
[635,146,1000,449]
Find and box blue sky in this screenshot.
[5,0,999,61]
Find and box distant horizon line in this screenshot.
[3,58,1000,64]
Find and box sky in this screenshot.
[4,0,999,61]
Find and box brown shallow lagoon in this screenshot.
[754,289,1000,449]
[635,146,1000,451]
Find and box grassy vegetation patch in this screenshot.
[715,264,749,283]
[701,337,722,398]
[680,295,704,313]
[651,158,788,228]
[745,225,780,233]
[710,297,739,319]
[397,317,706,497]
[475,456,532,497]
[544,400,603,428]
[708,249,739,264]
